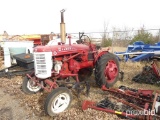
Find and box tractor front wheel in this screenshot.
[44,87,72,116]
[95,52,119,88]
[22,76,42,94]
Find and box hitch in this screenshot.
[0,65,33,79]
[119,71,124,81]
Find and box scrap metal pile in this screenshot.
[132,60,160,85]
[82,85,160,120]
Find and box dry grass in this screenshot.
[115,61,159,90]
[110,46,127,53]
[111,47,159,90]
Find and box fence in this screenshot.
[1,28,160,52]
[69,29,160,49]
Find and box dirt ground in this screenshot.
[0,76,120,120]
[0,47,160,120]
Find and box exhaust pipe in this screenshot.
[60,9,66,43]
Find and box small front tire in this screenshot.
[44,87,72,116]
[22,76,42,94]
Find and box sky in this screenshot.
[0,0,160,35]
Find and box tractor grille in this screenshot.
[35,54,47,74]
[34,52,52,79]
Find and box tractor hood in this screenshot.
[34,44,90,56]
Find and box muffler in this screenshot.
[60,9,66,43]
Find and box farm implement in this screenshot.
[132,60,160,85]
[82,85,160,120]
[115,41,160,62]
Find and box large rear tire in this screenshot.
[95,52,119,88]
[44,87,72,116]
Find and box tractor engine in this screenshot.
[33,42,96,80]
[53,60,62,74]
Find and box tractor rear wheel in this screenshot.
[95,52,119,88]
[44,87,72,116]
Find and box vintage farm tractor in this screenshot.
[22,9,119,116]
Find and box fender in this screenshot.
[94,50,109,65]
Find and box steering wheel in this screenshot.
[76,35,91,45]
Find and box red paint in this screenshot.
[27,38,42,45]
[93,51,108,65]
[82,86,158,119]
[138,90,154,97]
[151,61,160,77]
[44,79,58,92]
[32,37,118,92]
[82,100,137,119]
[105,60,118,83]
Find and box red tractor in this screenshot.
[22,9,119,116]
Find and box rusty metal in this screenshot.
[101,85,153,103]
[152,93,158,111]
[44,79,58,92]
[82,85,160,119]
[82,99,144,119]
[132,60,160,85]
[109,96,144,110]
[151,60,160,77]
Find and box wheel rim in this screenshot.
[51,93,70,114]
[105,60,118,83]
[27,79,41,92]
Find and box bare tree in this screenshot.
[101,21,110,47]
